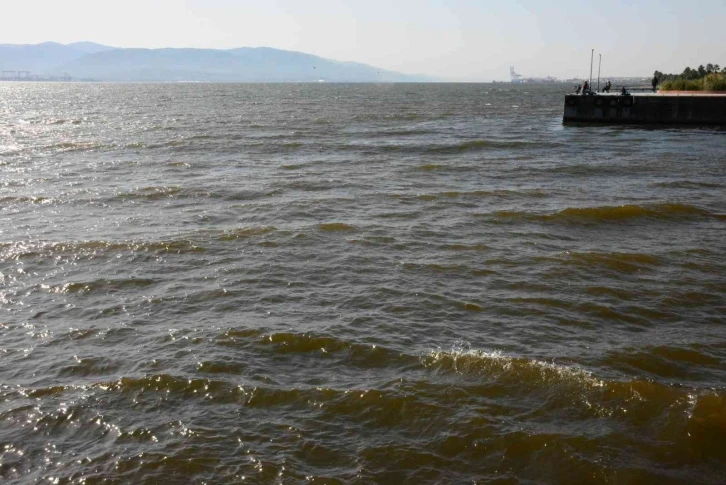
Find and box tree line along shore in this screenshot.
[655,63,726,91]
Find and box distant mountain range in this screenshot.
[0,42,429,82]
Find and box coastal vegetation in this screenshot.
[655,64,726,91]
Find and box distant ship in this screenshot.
[510,67,525,84]
[510,66,559,84]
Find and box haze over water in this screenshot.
[1,83,725,484]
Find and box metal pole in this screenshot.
[589,49,594,93]
[597,54,602,93]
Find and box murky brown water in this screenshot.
[1,82,725,484]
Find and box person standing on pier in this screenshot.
[652,75,658,93]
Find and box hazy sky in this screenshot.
[2,0,724,80]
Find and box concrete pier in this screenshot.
[563,93,726,125]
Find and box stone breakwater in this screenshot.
[564,93,726,124]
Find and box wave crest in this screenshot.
[489,203,724,224]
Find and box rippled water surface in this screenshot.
[1,83,725,484]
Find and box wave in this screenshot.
[5,185,240,206]
[15,342,725,444]
[319,223,356,232]
[362,129,437,138]
[553,203,718,221]
[28,118,85,125]
[0,239,206,260]
[0,224,285,260]
[401,261,472,274]
[6,337,725,481]
[279,180,343,192]
[417,164,445,171]
[217,330,414,369]
[422,344,726,430]
[423,139,551,154]
[40,277,155,295]
[417,189,548,201]
[351,113,432,122]
[57,356,123,377]
[488,203,725,224]
[14,341,725,410]
[441,243,490,252]
[0,195,55,204]
[603,345,723,380]
[423,345,603,390]
[654,180,725,189]
[195,360,248,374]
[260,139,557,156]
[217,226,277,240]
[42,141,113,152]
[560,251,661,274]
[114,186,270,202]
[116,186,188,200]
[0,144,22,156]
[93,374,236,397]
[347,236,398,247]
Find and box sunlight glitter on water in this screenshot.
[0,82,724,484]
